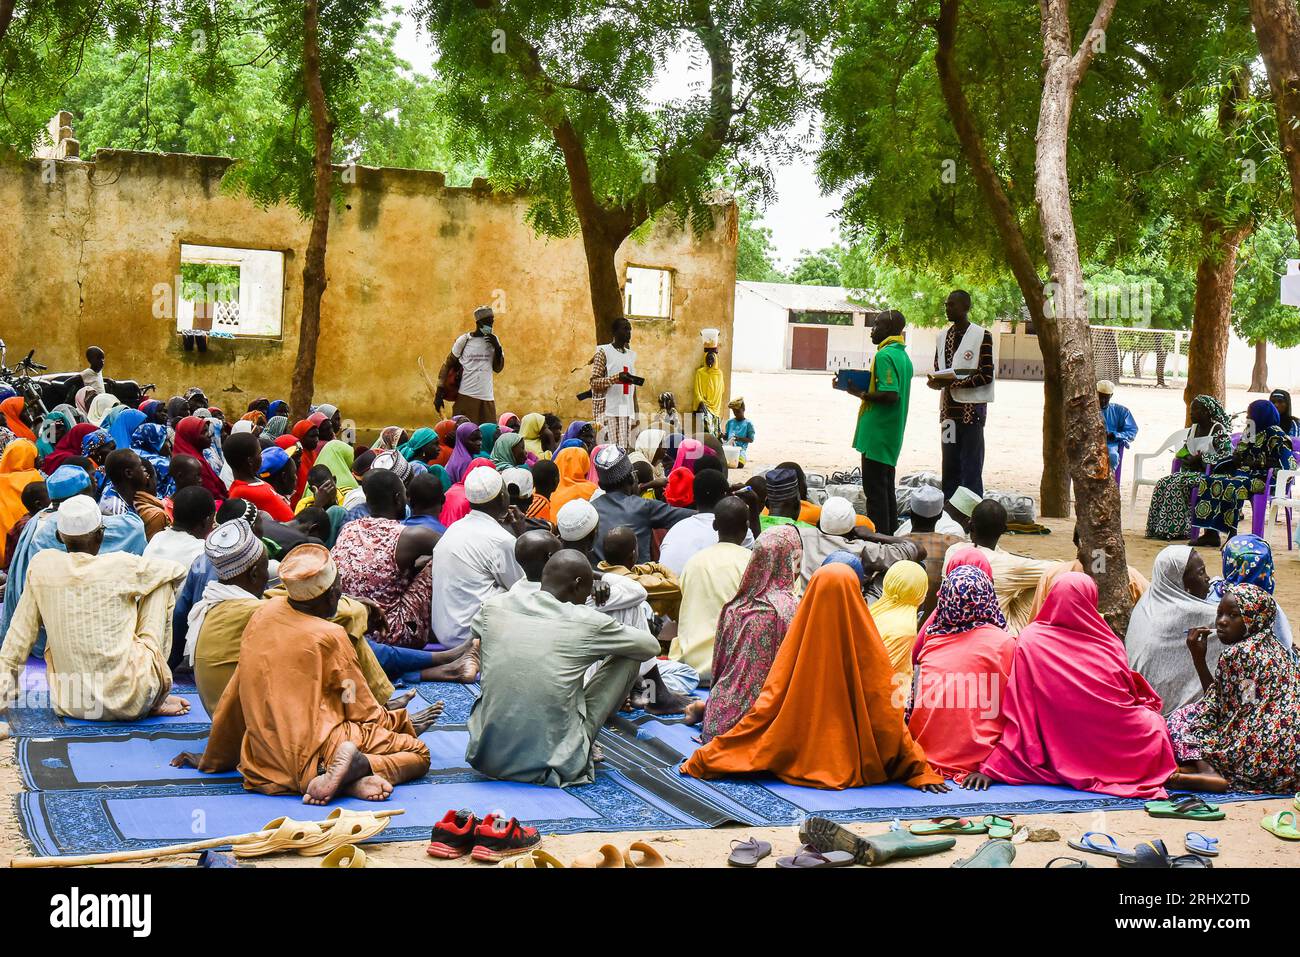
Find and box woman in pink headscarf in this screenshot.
[908,566,1015,783]
[911,546,993,665]
[971,572,1176,798]
[673,437,705,473]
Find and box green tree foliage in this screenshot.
[1233,218,1300,348]
[735,205,785,282]
[786,245,844,286]
[51,9,476,182]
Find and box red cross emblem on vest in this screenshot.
[621,367,632,395]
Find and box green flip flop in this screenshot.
[1144,795,1225,821]
[909,817,989,836]
[1261,810,1300,841]
[981,815,1015,838]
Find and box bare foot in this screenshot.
[151,695,191,717]
[592,743,606,763]
[1167,770,1230,793]
[343,774,393,801]
[410,701,444,734]
[386,690,417,710]
[646,692,692,716]
[681,700,706,726]
[419,640,480,683]
[303,741,370,805]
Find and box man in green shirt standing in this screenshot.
[839,310,912,534]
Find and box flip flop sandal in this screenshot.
[727,837,772,867]
[234,817,328,858]
[775,847,855,869]
[1118,840,1173,868]
[500,850,566,869]
[571,844,624,868]
[1045,857,1090,868]
[909,817,988,836]
[301,811,391,856]
[981,815,1015,838]
[1184,832,1220,857]
[1067,831,1132,859]
[321,844,367,868]
[1294,793,1299,812]
[1171,853,1213,868]
[1261,810,1300,841]
[1144,795,1225,821]
[197,850,238,868]
[623,841,666,868]
[951,839,1016,868]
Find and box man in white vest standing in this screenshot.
[590,316,640,449]
[927,290,994,499]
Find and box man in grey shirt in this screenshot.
[466,550,659,788]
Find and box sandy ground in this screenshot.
[1,371,1297,869]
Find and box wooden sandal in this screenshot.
[571,844,623,868]
[233,817,328,858]
[302,811,391,856]
[623,841,665,868]
[321,844,367,868]
[500,849,566,868]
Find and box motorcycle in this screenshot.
[0,339,51,420]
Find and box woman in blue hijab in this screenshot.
[1190,399,1297,547]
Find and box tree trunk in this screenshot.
[934,0,1070,516]
[551,117,634,343]
[0,0,15,45]
[289,0,335,419]
[1251,339,1270,391]
[1184,222,1250,420]
[1035,0,1132,635]
[1250,0,1300,238]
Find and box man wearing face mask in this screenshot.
[435,305,505,422]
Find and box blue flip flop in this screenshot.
[1067,831,1131,859]
[1184,832,1219,857]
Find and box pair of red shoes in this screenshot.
[427,808,542,863]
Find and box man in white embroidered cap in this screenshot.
[175,543,440,804]
[0,495,191,721]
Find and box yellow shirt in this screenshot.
[669,542,751,676]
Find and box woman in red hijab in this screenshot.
[173,416,228,502]
[41,423,99,475]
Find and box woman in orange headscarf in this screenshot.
[548,446,599,515]
[0,439,43,563]
[0,397,37,444]
[682,562,945,791]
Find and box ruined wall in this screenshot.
[0,149,736,435]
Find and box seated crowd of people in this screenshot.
[0,377,1295,818]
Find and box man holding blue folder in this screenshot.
[834,310,912,534]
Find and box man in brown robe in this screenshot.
[173,543,439,803]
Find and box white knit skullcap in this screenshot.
[465,466,504,505]
[57,495,103,536]
[556,499,599,541]
[502,466,533,498]
[819,496,857,536]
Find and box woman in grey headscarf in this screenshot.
[1126,545,1218,714]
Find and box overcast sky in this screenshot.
[391,15,841,270]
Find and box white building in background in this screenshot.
[733,279,1300,390]
[732,282,876,372]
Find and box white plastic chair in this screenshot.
[1266,469,1300,551]
[1129,428,1189,508]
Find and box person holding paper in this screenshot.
[590,316,641,449]
[928,290,994,499]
